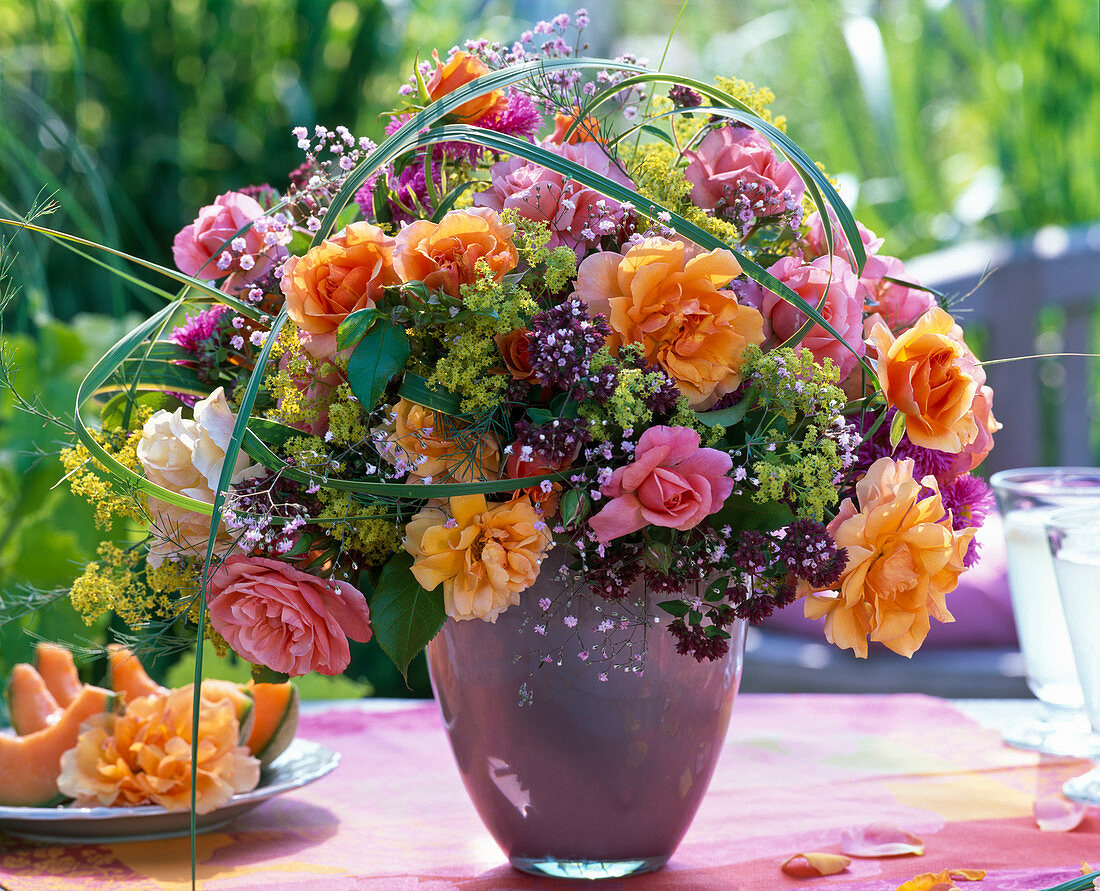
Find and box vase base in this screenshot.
[510,855,668,880]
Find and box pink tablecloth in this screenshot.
[1,694,1097,890]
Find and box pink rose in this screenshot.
[172,191,281,283]
[473,141,634,256]
[588,426,734,543]
[206,555,372,676]
[803,212,934,330]
[748,254,866,379]
[683,126,805,225]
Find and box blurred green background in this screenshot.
[1,0,1097,695]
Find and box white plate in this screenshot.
[0,737,339,843]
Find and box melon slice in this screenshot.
[0,684,119,806]
[198,679,255,745]
[245,682,299,767]
[4,664,62,735]
[34,643,83,707]
[107,644,167,703]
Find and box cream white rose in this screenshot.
[137,388,261,566]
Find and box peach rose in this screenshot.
[394,207,517,298]
[281,221,399,336]
[504,446,570,516]
[137,387,262,567]
[405,494,553,622]
[573,237,765,409]
[385,398,501,482]
[426,50,507,124]
[803,457,975,658]
[588,425,734,542]
[206,555,372,676]
[869,307,985,452]
[942,385,1000,479]
[58,685,260,814]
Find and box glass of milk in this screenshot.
[1046,506,1100,804]
[991,467,1100,756]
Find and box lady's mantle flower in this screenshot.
[588,425,734,542]
[404,494,553,622]
[803,456,975,658]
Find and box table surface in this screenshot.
[1,694,1097,890]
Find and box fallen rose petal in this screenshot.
[896,868,986,891]
[1083,860,1094,874]
[841,822,925,857]
[781,852,851,878]
[1034,796,1088,831]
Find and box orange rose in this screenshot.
[549,106,601,145]
[573,237,765,409]
[386,398,501,483]
[803,457,975,658]
[281,221,399,335]
[869,307,985,452]
[394,207,518,298]
[494,328,537,382]
[404,494,553,622]
[426,50,507,124]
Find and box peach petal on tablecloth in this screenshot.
[841,821,925,857]
[780,851,850,877]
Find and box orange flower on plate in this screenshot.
[426,50,507,124]
[386,398,501,483]
[803,457,975,658]
[573,237,764,409]
[58,685,260,814]
[281,221,399,336]
[404,494,553,622]
[394,207,517,298]
[869,306,985,453]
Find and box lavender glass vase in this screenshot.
[427,561,747,880]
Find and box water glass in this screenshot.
[1046,506,1100,804]
[991,467,1100,755]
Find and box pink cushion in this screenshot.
[768,511,1018,649]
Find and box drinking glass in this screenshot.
[1045,507,1100,803]
[990,467,1100,756]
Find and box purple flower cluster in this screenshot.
[715,178,803,236]
[514,417,588,465]
[527,298,612,400]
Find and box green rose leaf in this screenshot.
[346,319,410,410]
[336,307,380,352]
[657,599,689,618]
[710,492,795,533]
[369,551,448,682]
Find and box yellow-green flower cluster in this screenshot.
[69,542,175,627]
[740,345,844,424]
[712,76,786,131]
[753,426,842,522]
[625,142,741,247]
[429,258,541,414]
[59,416,151,530]
[315,488,402,566]
[500,211,578,292]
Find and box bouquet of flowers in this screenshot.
[6,8,998,688]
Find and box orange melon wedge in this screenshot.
[0,684,119,806]
[4,664,62,735]
[34,643,83,707]
[106,644,167,703]
[244,682,299,767]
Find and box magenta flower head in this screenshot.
[588,426,734,543]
